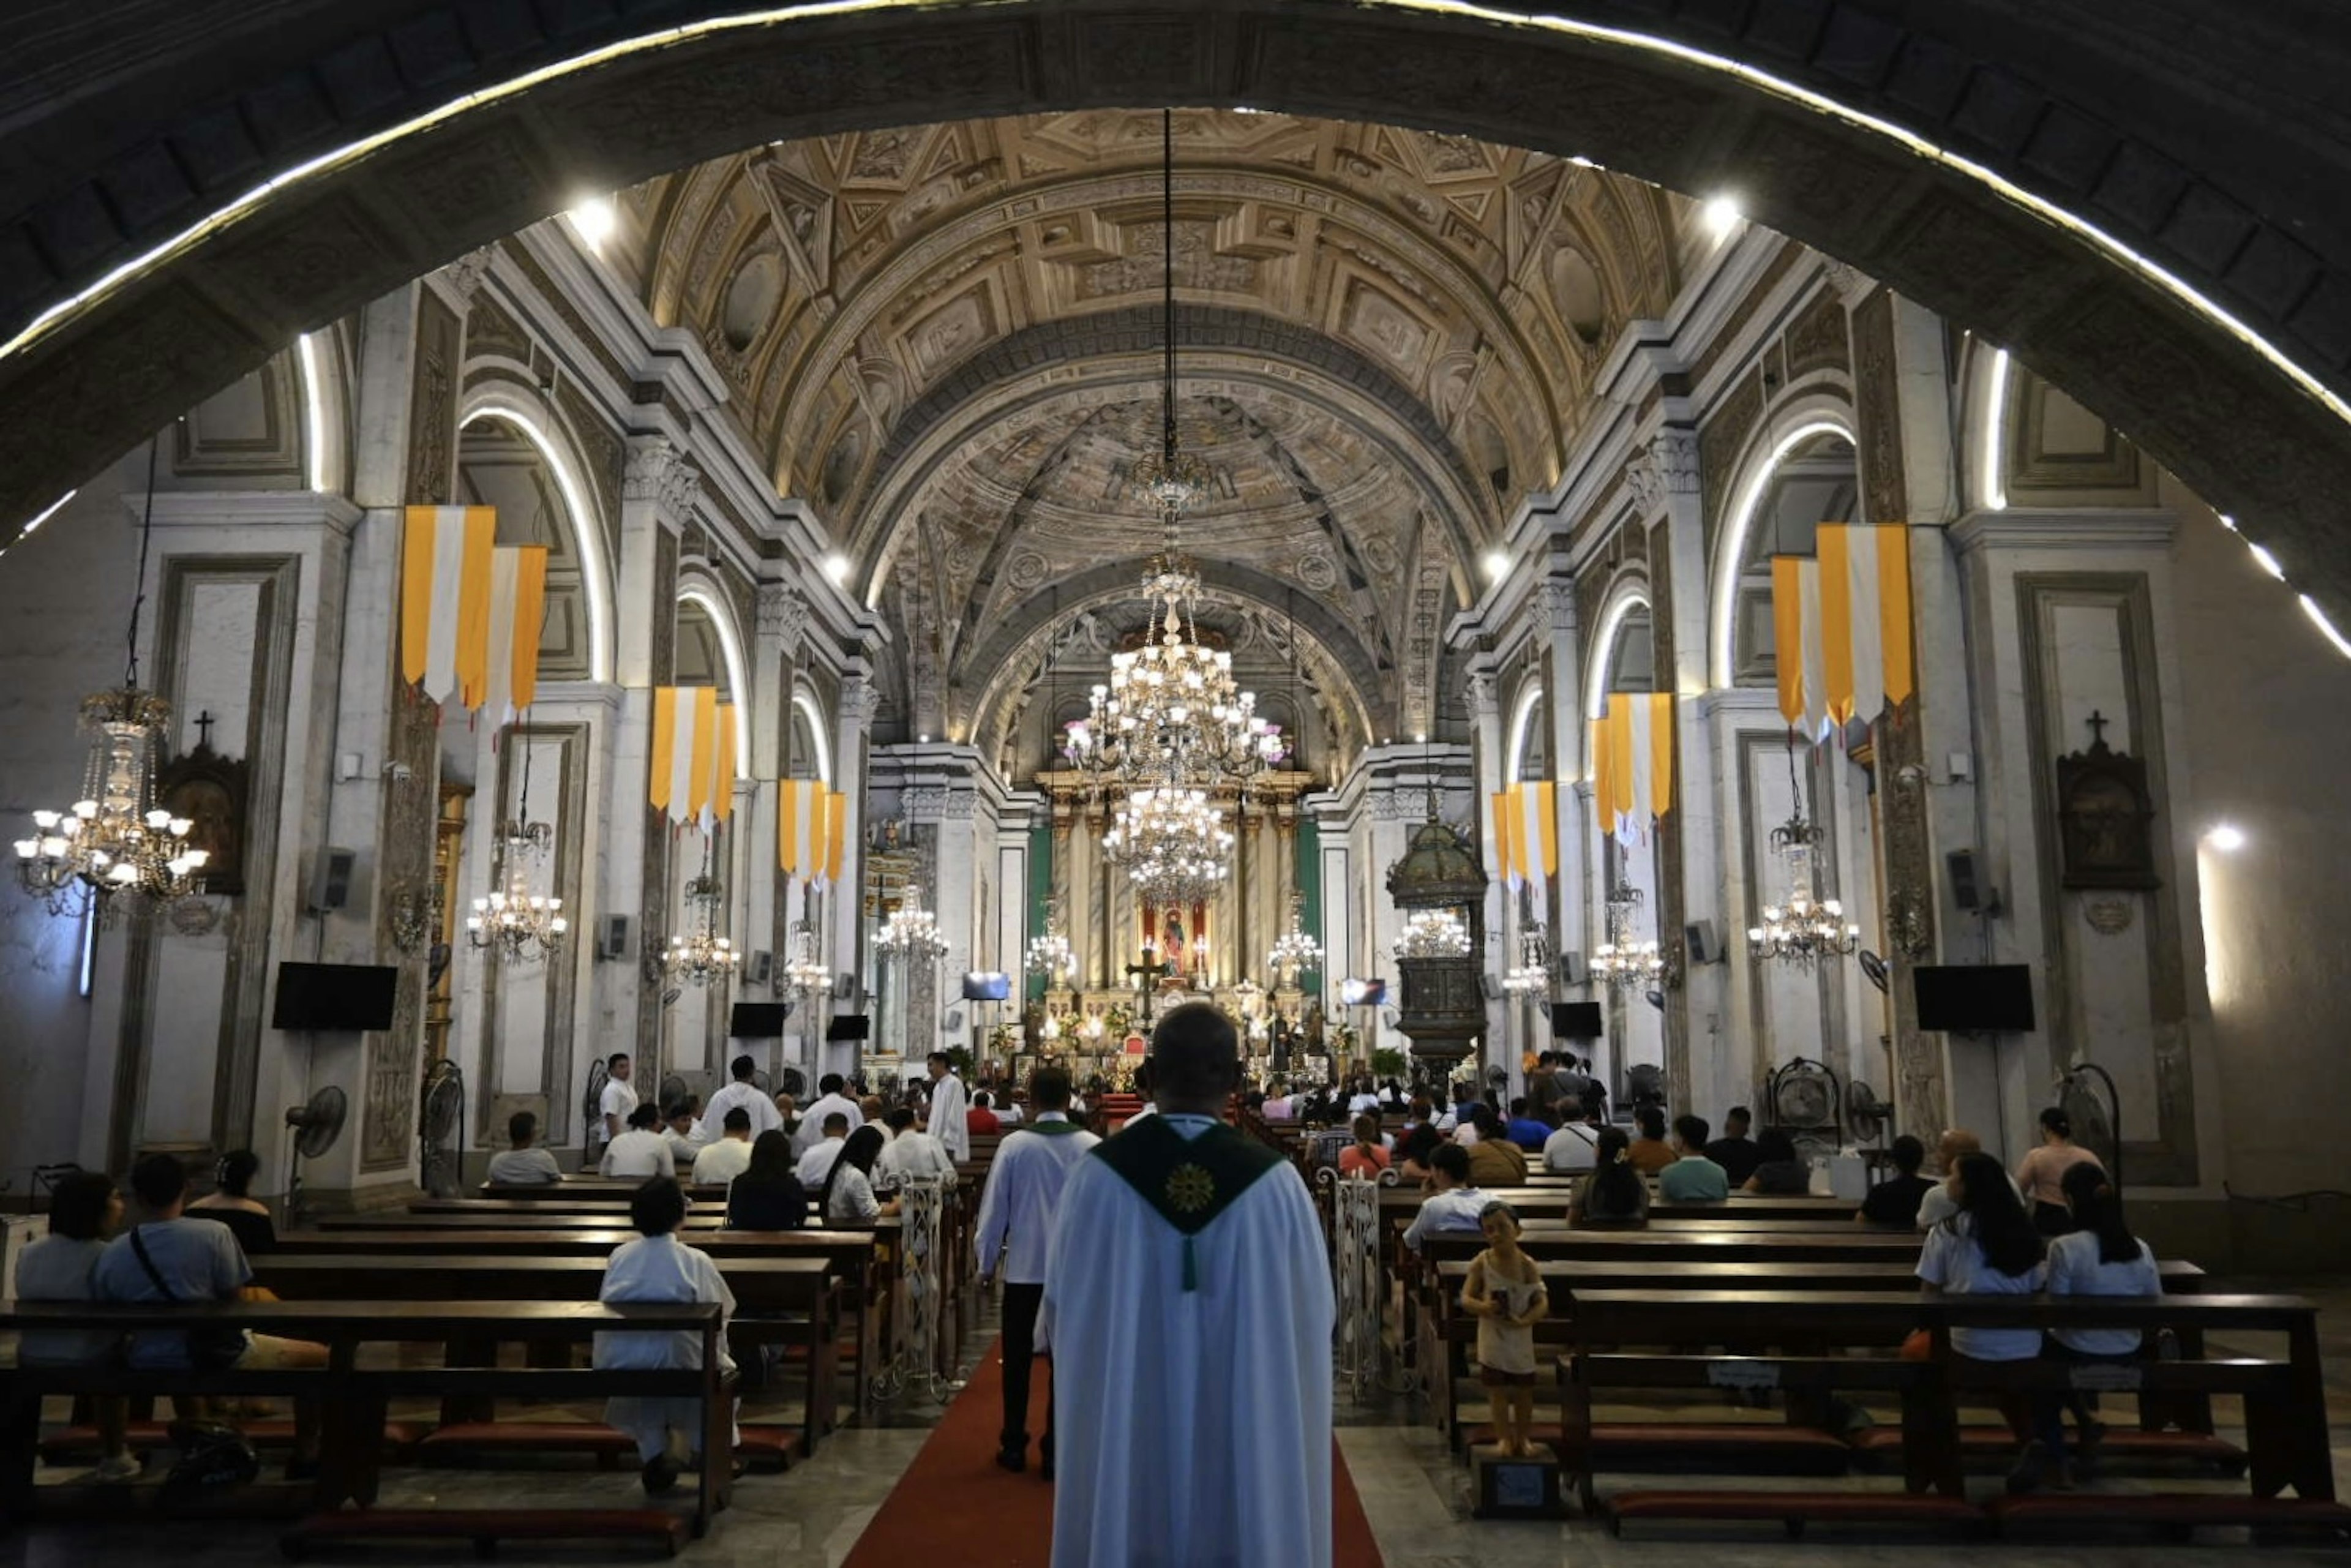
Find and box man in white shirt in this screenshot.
[874,1106,958,1191]
[663,1099,708,1167]
[974,1066,1098,1476]
[596,1178,736,1495]
[690,1107,757,1185]
[801,1075,863,1147]
[795,1112,852,1187]
[697,1054,784,1143]
[921,1051,971,1162]
[1262,1082,1294,1121]
[596,1052,639,1163]
[1401,1144,1488,1251]
[994,1095,1023,1128]
[1914,1128,2027,1230]
[1346,1079,1381,1117]
[1543,1109,1602,1174]
[602,1104,677,1179]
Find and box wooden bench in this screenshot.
[0,1300,735,1537]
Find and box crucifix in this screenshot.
[192,709,217,752]
[2084,709,2110,749]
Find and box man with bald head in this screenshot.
[1043,1002,1333,1567]
[1914,1128,2025,1230]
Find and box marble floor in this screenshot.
[6,1285,2349,1566]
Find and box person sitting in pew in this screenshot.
[93,1153,328,1477]
[487,1110,564,1184]
[1338,1114,1391,1179]
[664,1099,709,1167]
[691,1106,757,1186]
[187,1149,277,1255]
[1856,1134,1937,1225]
[1626,1105,1675,1176]
[2016,1106,2104,1237]
[1401,1144,1488,1251]
[17,1171,138,1480]
[1394,1122,1445,1188]
[1701,1105,1762,1188]
[994,1093,1024,1128]
[967,1090,1003,1138]
[726,1131,808,1229]
[1741,1130,1812,1195]
[597,1177,739,1496]
[603,1103,678,1179]
[1542,1104,1602,1175]
[1916,1128,2025,1230]
[2027,1158,2162,1488]
[1464,1106,1530,1187]
[1658,1115,1729,1202]
[1915,1152,2047,1493]
[796,1113,853,1187]
[1502,1098,1551,1155]
[818,1126,901,1225]
[699,1055,784,1144]
[875,1105,958,1191]
[801,1074,864,1144]
[1569,1128,1649,1228]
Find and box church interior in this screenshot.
[1,1,2349,1558]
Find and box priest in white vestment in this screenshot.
[1043,1002,1333,1568]
[922,1050,972,1162]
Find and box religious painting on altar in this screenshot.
[2055,711,2159,891]
[156,713,250,896]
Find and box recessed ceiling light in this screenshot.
[1482,550,1510,581]
[2205,824,2246,852]
[1703,196,1742,240]
[823,553,851,586]
[566,196,616,252]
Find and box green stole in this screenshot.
[1090,1116,1284,1290]
[1019,1117,1087,1138]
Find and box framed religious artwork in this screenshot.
[2055,711,2161,891]
[156,712,250,896]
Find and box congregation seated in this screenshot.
[691,1106,757,1185]
[1569,1128,1649,1228]
[1657,1114,1729,1202]
[1401,1144,1486,1252]
[795,1112,852,1186]
[1916,1128,2023,1229]
[597,1177,737,1496]
[1916,1152,2047,1491]
[487,1110,564,1184]
[187,1149,277,1255]
[724,1131,808,1229]
[1742,1129,1811,1195]
[966,1091,1002,1138]
[663,1098,709,1167]
[1502,1098,1552,1154]
[1701,1105,1762,1187]
[1857,1134,1937,1226]
[17,1169,137,1479]
[2023,1160,2164,1488]
[1626,1105,1674,1176]
[1394,1122,1445,1186]
[1463,1106,1529,1187]
[1541,1105,1602,1174]
[875,1105,956,1190]
[602,1103,677,1179]
[817,1126,898,1225]
[993,1093,1023,1128]
[1338,1114,1390,1179]
[2017,1106,2105,1236]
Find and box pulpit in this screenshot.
[1384,811,1488,1068]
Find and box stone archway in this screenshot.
[4,1,2351,623]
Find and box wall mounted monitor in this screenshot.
[961,971,1012,1002]
[271,962,398,1032]
[1913,964,2036,1034]
[1549,1000,1605,1040]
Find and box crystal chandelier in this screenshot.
[782,920,833,999]
[1590,881,1668,988]
[1502,922,1550,997]
[663,839,739,988]
[14,443,211,924]
[468,738,564,965]
[1747,743,1858,966]
[1268,890,1323,980]
[1102,784,1232,907]
[875,885,948,958]
[1392,908,1472,959]
[1026,897,1076,984]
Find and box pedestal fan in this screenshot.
[282,1085,347,1222]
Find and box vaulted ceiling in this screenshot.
[615,110,1690,753]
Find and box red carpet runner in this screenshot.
[841,1334,1383,1567]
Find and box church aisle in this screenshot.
[838,1334,1384,1567]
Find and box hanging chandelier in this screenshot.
[1026,898,1076,985]
[876,885,948,958]
[782,919,833,999]
[13,441,210,925]
[663,840,739,988]
[1502,922,1551,998]
[1268,890,1323,980]
[468,735,564,965]
[1747,741,1858,967]
[1392,908,1472,959]
[1102,783,1232,907]
[1590,881,1668,988]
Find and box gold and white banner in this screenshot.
[778,779,847,885]
[1489,781,1558,899]
[399,506,546,715]
[650,686,737,828]
[1771,523,1914,741]
[1589,692,1674,846]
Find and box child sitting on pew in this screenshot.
[1461,1200,1548,1459]
[597,1177,738,1495]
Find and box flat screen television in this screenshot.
[1550,1000,1605,1040]
[1913,964,2036,1033]
[825,1013,872,1042]
[1338,977,1387,1007]
[961,970,1011,1002]
[271,962,398,1032]
[730,1002,788,1037]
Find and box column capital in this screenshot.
[1464,667,1500,716]
[624,435,702,520]
[1536,578,1578,634]
[839,672,879,722]
[758,582,811,652]
[1624,428,1700,516]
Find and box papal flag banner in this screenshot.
[1490,790,1518,888]
[1771,523,1914,742]
[479,544,548,724]
[400,506,494,705]
[825,789,847,884]
[779,779,830,880]
[1589,693,1674,846]
[649,686,737,827]
[1490,782,1557,901]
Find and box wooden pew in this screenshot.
[0,1299,733,1544]
[1561,1289,2343,1539]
